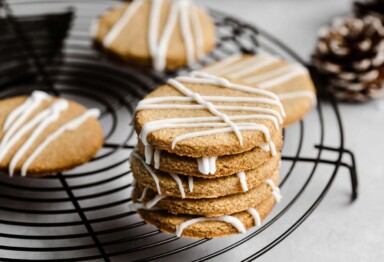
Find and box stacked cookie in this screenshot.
[130,72,284,238]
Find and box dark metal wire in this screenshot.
[0,0,358,261]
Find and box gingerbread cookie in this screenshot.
[0,91,103,176]
[203,54,317,126]
[135,128,282,177]
[131,152,280,198]
[92,0,216,71]
[137,196,276,238]
[133,171,280,217]
[134,72,285,158]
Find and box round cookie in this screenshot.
[134,72,285,158]
[0,91,103,176]
[136,128,282,178]
[133,171,279,217]
[137,196,275,238]
[131,152,280,198]
[92,0,216,71]
[203,54,317,126]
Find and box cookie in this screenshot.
[133,170,280,217]
[137,195,275,238]
[0,91,103,176]
[135,128,282,178]
[203,54,317,126]
[131,152,280,198]
[134,72,285,158]
[92,0,216,71]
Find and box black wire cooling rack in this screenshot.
[0,0,358,261]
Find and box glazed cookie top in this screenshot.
[0,91,103,176]
[203,54,317,126]
[92,0,216,71]
[134,72,285,157]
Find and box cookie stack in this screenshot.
[130,72,284,238]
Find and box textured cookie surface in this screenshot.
[138,196,275,238]
[133,171,279,217]
[203,54,317,126]
[136,127,282,177]
[131,153,280,198]
[93,0,216,71]
[0,93,103,176]
[135,75,284,158]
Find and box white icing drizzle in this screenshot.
[190,5,204,59]
[153,148,161,169]
[203,54,243,74]
[243,64,301,84]
[269,141,277,157]
[103,0,144,47]
[20,109,100,176]
[144,144,153,165]
[132,152,162,194]
[236,171,248,192]
[226,55,279,79]
[138,187,148,201]
[136,72,283,155]
[278,91,317,105]
[265,179,282,203]
[170,173,186,198]
[188,176,194,192]
[197,156,217,175]
[145,194,166,209]
[247,207,261,227]
[257,67,310,89]
[9,99,69,176]
[260,143,270,152]
[175,215,246,237]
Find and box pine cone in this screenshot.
[312,15,384,102]
[355,0,384,21]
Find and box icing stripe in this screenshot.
[20,109,100,176]
[203,54,243,74]
[197,156,217,175]
[257,67,309,89]
[103,0,144,47]
[170,173,186,198]
[175,215,246,237]
[190,5,204,59]
[247,207,261,227]
[171,124,271,149]
[278,91,317,105]
[145,194,166,209]
[179,0,195,66]
[132,152,162,194]
[243,64,300,84]
[153,148,161,169]
[188,176,194,192]
[144,144,153,165]
[236,171,248,192]
[138,187,148,201]
[226,55,279,79]
[265,179,282,203]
